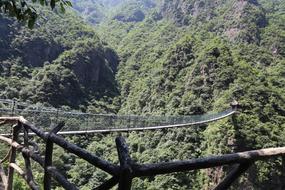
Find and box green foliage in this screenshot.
[0,9,119,108]
[1,0,285,189]
[93,0,285,188]
[0,0,72,28]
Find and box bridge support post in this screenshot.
[230,100,239,111]
[116,136,133,190]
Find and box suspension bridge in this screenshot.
[0,99,238,135]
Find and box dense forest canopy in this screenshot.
[0,0,285,189]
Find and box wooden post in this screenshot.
[2,117,285,190]
[46,167,78,190]
[43,137,54,190]
[281,156,285,189]
[23,122,120,176]
[0,164,7,188]
[6,123,21,190]
[94,176,119,190]
[44,122,65,190]
[116,136,133,190]
[214,162,253,190]
[22,126,39,190]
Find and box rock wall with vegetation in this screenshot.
[0,10,119,109]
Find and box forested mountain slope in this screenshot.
[0,10,119,109]
[0,0,285,189]
[93,0,285,189]
[96,0,284,115]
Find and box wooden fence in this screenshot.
[0,116,285,190]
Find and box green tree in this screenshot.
[0,0,71,28]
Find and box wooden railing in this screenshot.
[0,116,285,190]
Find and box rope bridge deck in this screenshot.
[0,99,237,135]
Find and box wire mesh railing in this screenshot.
[0,99,236,133]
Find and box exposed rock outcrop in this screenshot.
[159,0,267,43]
[223,0,267,43]
[16,38,64,67]
[113,10,145,22]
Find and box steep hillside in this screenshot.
[0,0,284,189]
[0,11,119,109]
[92,0,285,189]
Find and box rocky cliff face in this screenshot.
[59,44,119,95]
[113,10,145,22]
[222,0,267,43]
[159,0,267,43]
[159,0,219,25]
[15,37,64,67]
[0,16,17,61]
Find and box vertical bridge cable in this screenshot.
[11,100,16,117]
